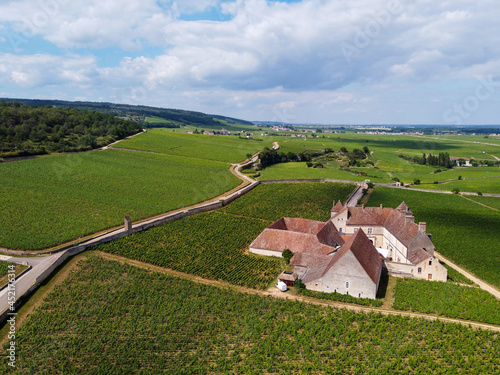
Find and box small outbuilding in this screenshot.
[278,271,298,287]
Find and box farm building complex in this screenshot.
[250,202,446,299]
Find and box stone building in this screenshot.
[330,201,447,281]
[250,217,383,299]
[249,202,447,299]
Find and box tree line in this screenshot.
[399,152,454,168]
[0,102,142,158]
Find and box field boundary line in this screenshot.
[378,184,500,197]
[459,195,499,211]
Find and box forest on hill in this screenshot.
[0,98,254,128]
[0,102,142,157]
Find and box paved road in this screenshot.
[346,186,365,207]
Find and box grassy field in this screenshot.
[2,255,498,374]
[418,176,500,194]
[393,278,500,325]
[97,182,355,289]
[367,187,500,288]
[0,150,239,250]
[258,162,373,182]
[116,129,271,163]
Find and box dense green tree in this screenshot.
[0,102,142,157]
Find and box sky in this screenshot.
[0,0,499,125]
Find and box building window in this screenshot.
[367,227,373,234]
[346,282,349,289]
[429,259,432,266]
[418,267,422,274]
[339,227,342,233]
[354,228,358,232]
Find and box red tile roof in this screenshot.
[318,229,383,284]
[250,218,344,256]
[290,252,331,267]
[408,248,432,265]
[332,200,345,213]
[331,202,435,258]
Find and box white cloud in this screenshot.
[0,53,99,88]
[0,0,500,123]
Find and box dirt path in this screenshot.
[434,251,500,300]
[95,252,500,332]
[101,129,146,150]
[2,250,498,350]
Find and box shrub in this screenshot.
[295,279,306,290]
[477,191,483,196]
[413,179,421,185]
[452,188,460,194]
[282,249,293,264]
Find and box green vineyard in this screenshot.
[393,278,500,325]
[220,182,357,222]
[96,211,282,289]
[367,187,500,288]
[3,256,498,374]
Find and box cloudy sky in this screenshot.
[0,0,499,125]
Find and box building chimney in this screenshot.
[419,222,427,233]
[405,215,414,225]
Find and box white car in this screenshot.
[275,280,288,292]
